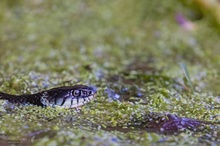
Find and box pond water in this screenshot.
[0,0,219,145]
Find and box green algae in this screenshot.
[0,0,220,145]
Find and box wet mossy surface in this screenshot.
[0,0,220,145]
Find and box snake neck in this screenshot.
[0,92,45,107]
[0,92,19,103]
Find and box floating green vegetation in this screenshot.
[0,0,220,145]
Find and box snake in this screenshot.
[0,85,97,108]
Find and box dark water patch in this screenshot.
[133,114,219,135]
[103,86,145,102]
[127,61,157,73]
[83,64,93,72]
[143,114,203,134]
[103,126,147,134]
[106,72,147,86]
[104,72,185,103]
[105,73,146,100]
[106,71,185,91]
[103,113,219,144]
[101,113,220,145]
[101,113,217,135]
[126,57,158,73]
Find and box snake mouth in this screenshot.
[50,94,96,109]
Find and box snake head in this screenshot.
[40,85,98,108]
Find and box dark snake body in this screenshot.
[0,85,97,108]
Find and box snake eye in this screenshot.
[73,90,80,97]
[88,91,92,95]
